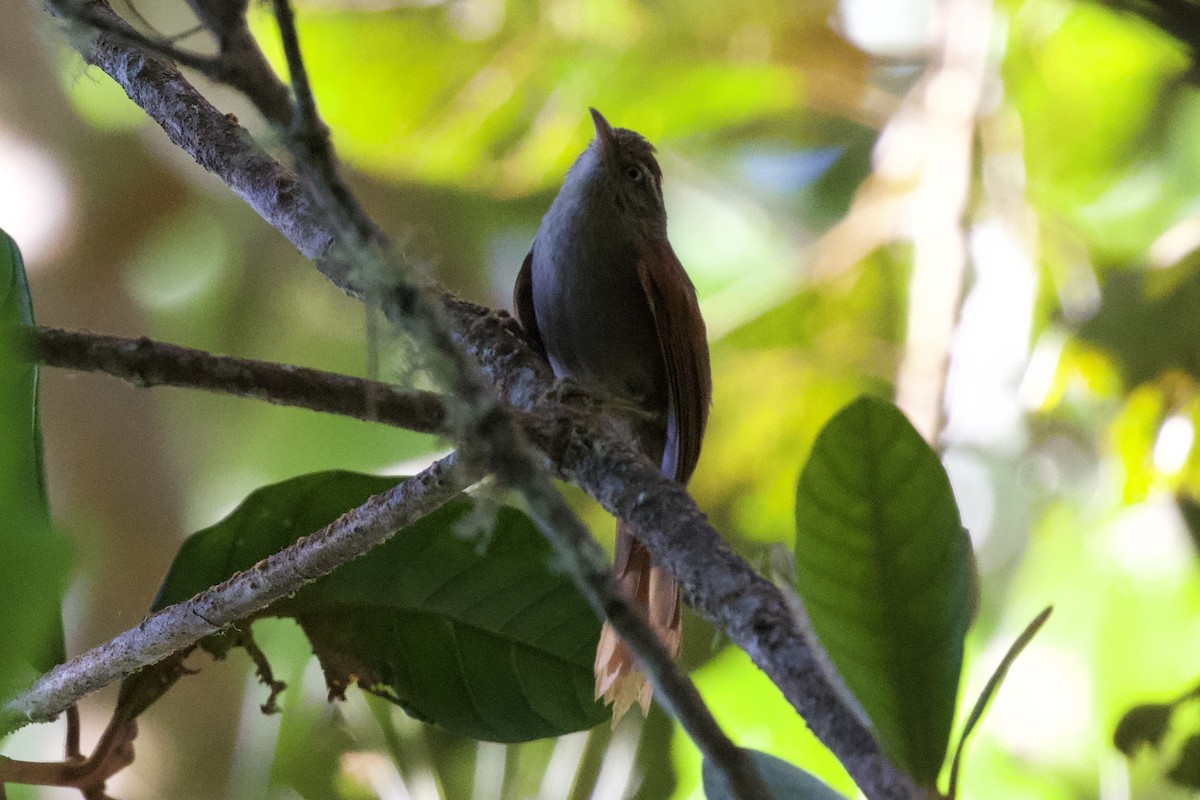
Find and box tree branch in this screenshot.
[27,330,773,799]
[451,302,910,795]
[26,319,901,795]
[1,453,473,733]
[43,0,349,285]
[35,1,918,797]
[27,326,446,435]
[26,317,908,796]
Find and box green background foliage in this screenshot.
[2,0,1200,796]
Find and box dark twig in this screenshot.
[0,715,136,797]
[270,0,367,239]
[28,325,770,799]
[64,705,80,760]
[27,326,446,435]
[24,319,892,794]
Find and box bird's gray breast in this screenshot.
[530,197,667,411]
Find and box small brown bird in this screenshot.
[514,109,712,720]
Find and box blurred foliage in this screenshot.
[3,0,1200,796]
[671,645,857,799]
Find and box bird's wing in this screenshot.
[636,240,712,483]
[513,248,547,358]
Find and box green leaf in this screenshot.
[0,229,69,715]
[793,396,973,786]
[146,470,607,742]
[946,606,1052,799]
[702,749,847,800]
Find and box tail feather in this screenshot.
[594,522,681,723]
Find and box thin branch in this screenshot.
[1,453,473,733]
[269,0,368,239]
[40,2,916,797]
[27,326,446,435]
[25,324,766,798]
[31,314,900,794]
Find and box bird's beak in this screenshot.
[590,107,617,159]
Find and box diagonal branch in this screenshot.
[28,318,908,797]
[1,453,473,733]
[35,2,917,798]
[26,329,774,798]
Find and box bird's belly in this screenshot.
[533,257,666,410]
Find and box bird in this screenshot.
[513,108,712,721]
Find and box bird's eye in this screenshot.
[626,165,641,181]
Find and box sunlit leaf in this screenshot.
[702,749,847,800]
[1009,2,1190,254]
[0,229,70,716]
[793,397,973,786]
[143,470,607,743]
[670,645,857,799]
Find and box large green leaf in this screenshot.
[147,470,607,742]
[702,749,847,800]
[0,230,69,714]
[793,397,973,786]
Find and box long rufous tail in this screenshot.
[594,521,681,722]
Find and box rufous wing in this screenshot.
[636,239,712,483]
[595,241,711,722]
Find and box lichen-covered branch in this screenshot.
[1,454,472,732]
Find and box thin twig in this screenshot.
[270,0,365,237]
[1,454,472,733]
[45,0,315,260]
[27,320,895,794]
[27,326,446,435]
